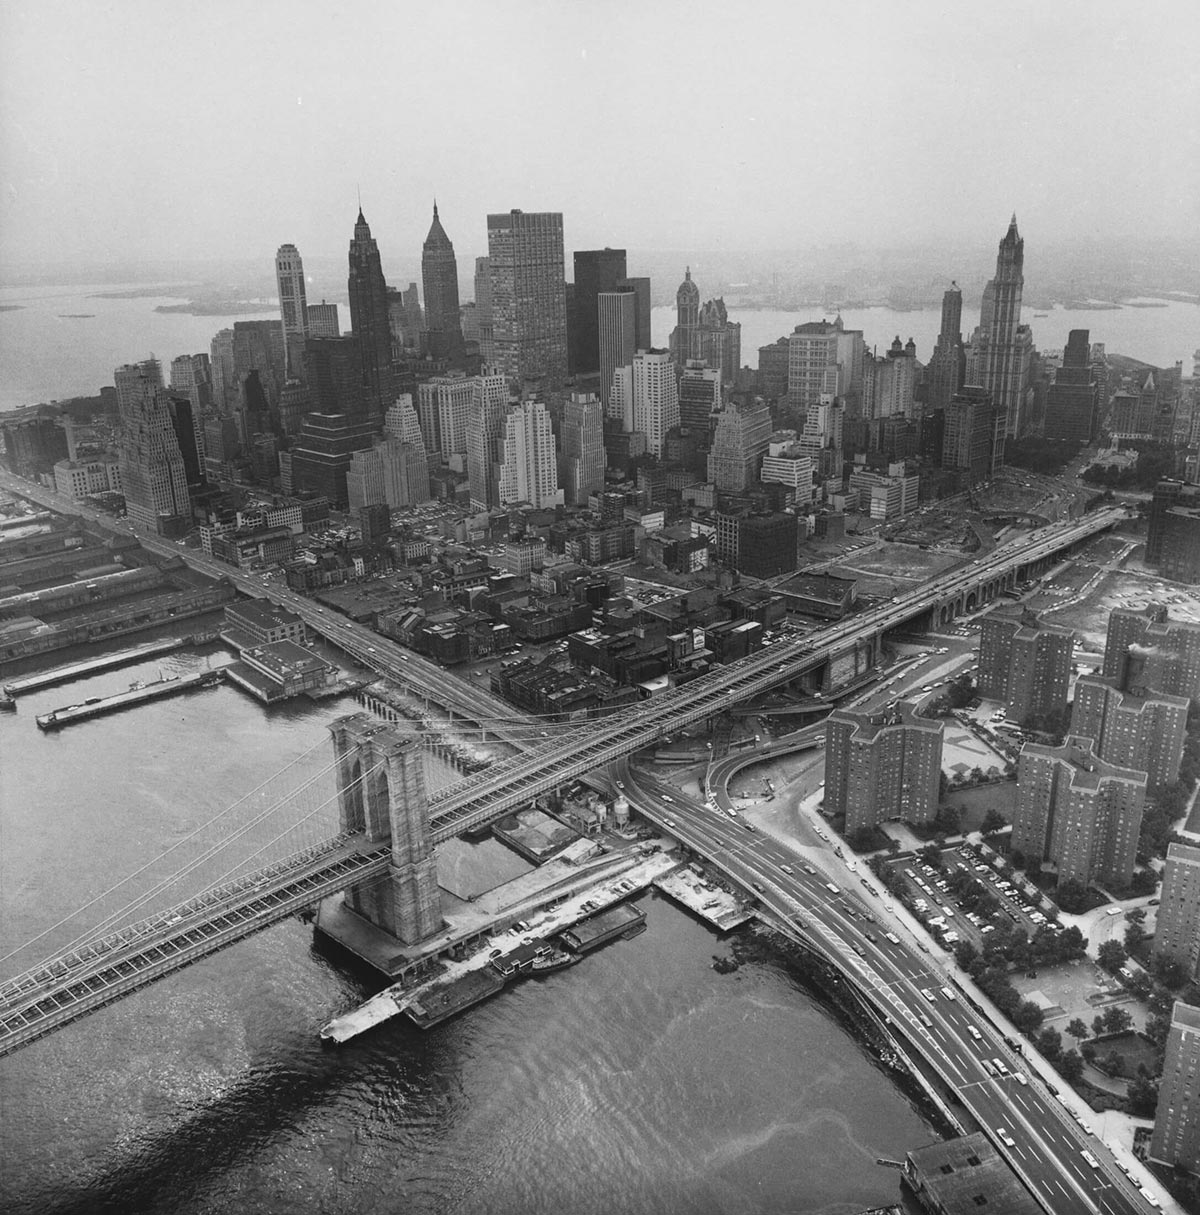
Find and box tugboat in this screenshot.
[529,944,580,975]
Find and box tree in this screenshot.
[1013,1000,1045,1034]
[981,808,1008,837]
[1127,1069,1160,1118]
[1153,955,1190,991]
[918,844,943,870]
[954,941,979,970]
[1129,867,1159,897]
[1056,879,1092,914]
[935,805,962,836]
[1092,1014,1107,1037]
[1124,920,1148,951]
[1066,1018,1091,1043]
[1097,940,1127,973]
[1036,1026,1063,1062]
[1101,1005,1134,1035]
[1057,1049,1084,1084]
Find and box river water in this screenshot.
[0,642,935,1214]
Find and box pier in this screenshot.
[35,668,226,730]
[4,634,213,696]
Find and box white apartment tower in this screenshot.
[633,350,679,458]
[498,399,563,508]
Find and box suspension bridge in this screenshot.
[0,507,1123,1058]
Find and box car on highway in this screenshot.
[967,1025,982,1041]
[751,882,764,894]
[744,822,756,832]
[664,819,676,829]
[921,988,936,1003]
[995,1128,1016,1148]
[779,864,794,875]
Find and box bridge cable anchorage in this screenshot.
[0,745,363,981]
[0,733,336,971]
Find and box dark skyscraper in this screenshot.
[347,208,395,424]
[671,267,700,369]
[927,282,965,412]
[571,248,627,375]
[420,202,463,362]
[1043,329,1099,443]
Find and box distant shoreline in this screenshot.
[152,301,276,317]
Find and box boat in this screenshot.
[529,946,580,975]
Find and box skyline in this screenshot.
[2,0,1198,273]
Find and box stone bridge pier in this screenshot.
[330,713,443,945]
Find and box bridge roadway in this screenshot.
[0,506,1123,1058]
[623,763,1159,1215]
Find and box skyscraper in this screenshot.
[560,391,605,506]
[487,210,568,390]
[670,267,700,370]
[977,608,1074,723]
[942,385,1004,483]
[168,354,211,466]
[1070,674,1189,787]
[787,320,843,408]
[1043,329,1099,444]
[275,243,309,379]
[347,208,395,424]
[384,394,431,506]
[971,216,1032,438]
[824,702,944,835]
[416,372,475,462]
[618,275,651,352]
[695,298,742,385]
[420,203,464,361]
[598,291,637,411]
[1013,736,1146,889]
[497,399,563,508]
[466,371,511,509]
[571,248,627,375]
[632,350,679,457]
[707,397,772,492]
[306,301,340,337]
[926,283,965,413]
[1153,843,1200,981]
[116,363,191,533]
[474,256,494,365]
[1150,1002,1200,1171]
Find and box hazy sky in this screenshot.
[2,0,1197,273]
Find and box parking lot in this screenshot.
[883,842,1058,954]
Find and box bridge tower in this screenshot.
[330,713,443,944]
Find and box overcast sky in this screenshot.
[2,0,1197,273]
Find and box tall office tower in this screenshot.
[346,436,428,511]
[824,702,944,836]
[420,203,464,361]
[1043,329,1099,443]
[1013,736,1146,889]
[971,216,1032,438]
[926,283,965,412]
[347,208,396,424]
[474,256,494,364]
[1146,480,1200,583]
[978,608,1074,723]
[670,267,700,370]
[679,360,722,442]
[598,290,637,410]
[384,394,431,505]
[116,373,191,533]
[632,350,679,457]
[1154,843,1200,980]
[275,243,309,378]
[487,210,568,390]
[232,320,287,411]
[757,337,791,401]
[115,358,164,418]
[864,337,917,419]
[466,371,512,509]
[307,301,340,337]
[607,364,634,432]
[694,298,742,385]
[942,385,1004,483]
[571,247,627,375]
[209,330,236,412]
[618,275,651,352]
[168,354,211,465]
[497,399,563,508]
[1150,1003,1200,1171]
[707,397,772,492]
[787,320,842,408]
[1070,674,1189,787]
[416,371,475,462]
[1104,603,1200,701]
[560,391,605,505]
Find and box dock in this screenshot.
[35,668,226,730]
[558,904,646,953]
[4,635,210,696]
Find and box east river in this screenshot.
[0,642,936,1214]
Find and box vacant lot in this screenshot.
[1040,568,1200,649]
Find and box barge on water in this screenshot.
[35,668,225,730]
[4,634,212,697]
[558,904,646,953]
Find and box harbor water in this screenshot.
[0,644,935,1214]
